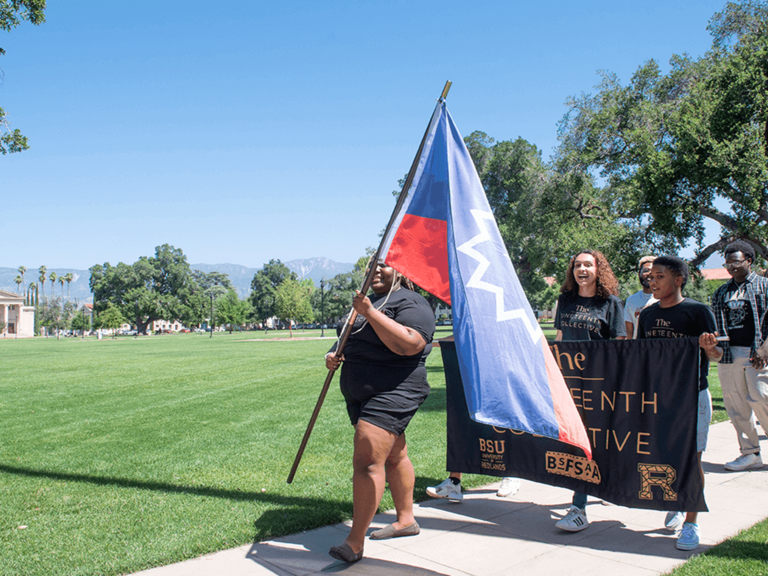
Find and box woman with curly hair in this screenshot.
[553,249,626,532]
[554,249,625,342]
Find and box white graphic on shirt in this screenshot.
[727,300,747,328]
[726,288,749,329]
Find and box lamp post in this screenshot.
[320,279,325,338]
[210,292,214,339]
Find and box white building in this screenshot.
[152,319,184,332]
[0,289,35,338]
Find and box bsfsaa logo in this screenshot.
[546,451,601,484]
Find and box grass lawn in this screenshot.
[0,327,730,575]
[1,329,465,576]
[667,517,768,575]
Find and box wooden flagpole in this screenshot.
[286,81,452,483]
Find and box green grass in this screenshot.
[0,329,468,576]
[667,518,768,575]
[0,327,731,575]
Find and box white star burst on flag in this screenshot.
[457,209,543,343]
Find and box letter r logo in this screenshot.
[638,464,678,501]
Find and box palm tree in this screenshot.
[49,271,57,300]
[27,282,36,307]
[38,266,47,302]
[64,272,74,301]
[18,266,26,291]
[59,275,65,299]
[14,276,22,293]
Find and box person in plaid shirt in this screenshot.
[711,240,768,472]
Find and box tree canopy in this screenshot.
[191,270,232,329]
[95,304,125,339]
[37,297,75,339]
[215,289,250,333]
[89,244,196,334]
[274,278,314,336]
[249,259,297,324]
[313,269,363,324]
[555,0,768,264]
[1,0,45,155]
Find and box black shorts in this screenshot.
[340,364,429,436]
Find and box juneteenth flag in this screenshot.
[381,100,592,458]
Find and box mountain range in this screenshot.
[0,257,354,302]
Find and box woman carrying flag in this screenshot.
[325,262,435,563]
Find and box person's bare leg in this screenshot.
[384,432,417,530]
[343,420,397,554]
[685,452,704,524]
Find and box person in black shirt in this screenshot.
[325,262,435,563]
[638,255,722,551]
[710,240,768,472]
[554,250,626,342]
[554,250,626,533]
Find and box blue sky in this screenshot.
[2,0,726,270]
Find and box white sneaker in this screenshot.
[724,453,763,471]
[426,478,463,502]
[496,477,521,498]
[555,506,589,532]
[665,511,685,531]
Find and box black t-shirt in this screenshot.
[723,284,755,347]
[332,288,435,401]
[637,298,716,391]
[554,293,626,341]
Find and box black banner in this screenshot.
[441,338,706,512]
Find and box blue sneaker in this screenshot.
[676,522,700,550]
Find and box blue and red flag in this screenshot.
[381,101,592,458]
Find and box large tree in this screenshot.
[37,297,74,339]
[215,289,250,333]
[555,0,768,265]
[190,270,232,329]
[89,244,196,335]
[314,269,363,324]
[1,0,45,155]
[48,271,56,299]
[249,259,297,325]
[463,131,653,287]
[37,265,46,301]
[274,278,314,337]
[70,309,91,333]
[94,303,125,339]
[63,272,73,300]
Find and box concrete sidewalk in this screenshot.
[133,421,768,576]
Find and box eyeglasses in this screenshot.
[723,260,748,269]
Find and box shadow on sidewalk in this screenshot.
[247,537,453,576]
[247,516,455,575]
